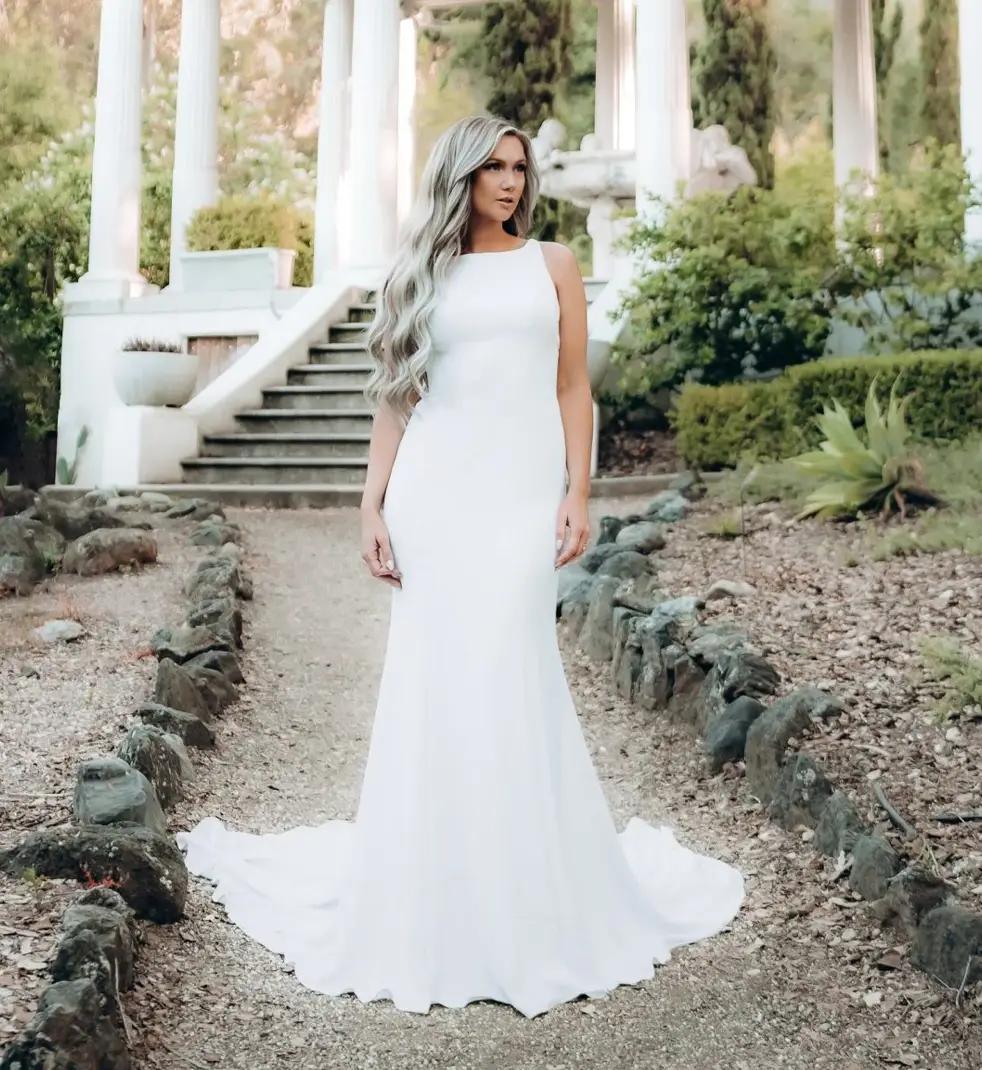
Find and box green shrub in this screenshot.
[918,637,982,722]
[609,180,836,390]
[674,349,982,468]
[186,193,314,286]
[789,378,937,519]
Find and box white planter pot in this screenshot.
[113,350,199,407]
[179,247,297,291]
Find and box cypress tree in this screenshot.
[872,0,903,170]
[919,0,960,147]
[692,0,777,189]
[480,0,573,132]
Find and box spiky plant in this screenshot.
[790,377,939,520]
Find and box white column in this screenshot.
[75,0,147,299]
[634,0,691,221]
[397,12,418,233]
[314,0,354,281]
[960,0,982,249]
[168,0,221,290]
[832,0,879,192]
[346,0,401,267]
[595,0,635,151]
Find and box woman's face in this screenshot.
[470,134,526,223]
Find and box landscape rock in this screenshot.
[910,905,982,990]
[595,549,656,581]
[185,595,243,647]
[871,864,957,938]
[704,696,766,772]
[745,687,846,805]
[614,520,666,555]
[116,725,191,810]
[183,648,245,685]
[578,541,631,573]
[0,483,38,515]
[767,753,836,830]
[73,757,167,834]
[849,833,902,901]
[62,528,158,577]
[135,703,215,748]
[164,497,225,522]
[597,515,627,545]
[190,519,242,546]
[34,618,86,643]
[151,622,233,663]
[183,555,252,602]
[644,489,689,523]
[28,498,131,540]
[705,579,756,601]
[579,574,622,662]
[0,823,188,921]
[611,609,645,700]
[0,516,47,594]
[813,788,867,856]
[0,977,131,1070]
[153,659,212,721]
[612,572,664,614]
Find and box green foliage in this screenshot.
[918,637,982,723]
[55,425,88,486]
[692,0,777,188]
[673,350,982,469]
[186,194,314,286]
[871,511,982,560]
[834,142,982,352]
[788,377,935,519]
[871,0,904,170]
[0,35,76,188]
[609,182,836,394]
[919,0,960,148]
[479,0,573,131]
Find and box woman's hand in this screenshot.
[554,490,590,568]
[360,507,402,588]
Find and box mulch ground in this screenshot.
[649,492,982,913]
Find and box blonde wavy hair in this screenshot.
[362,115,540,425]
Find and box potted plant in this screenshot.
[113,337,199,407]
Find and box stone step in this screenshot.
[307,341,370,363]
[198,432,371,459]
[346,302,377,323]
[327,321,368,343]
[287,363,374,387]
[235,408,375,433]
[261,384,368,410]
[181,456,369,485]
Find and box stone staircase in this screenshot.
[180,277,611,503]
[181,292,379,491]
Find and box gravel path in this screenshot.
[118,501,978,1070]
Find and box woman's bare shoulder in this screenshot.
[537,240,581,280]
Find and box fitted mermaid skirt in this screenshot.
[176,239,745,1018]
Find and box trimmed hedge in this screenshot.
[673,350,982,468]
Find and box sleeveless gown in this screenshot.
[175,238,746,1018]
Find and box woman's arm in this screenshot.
[360,395,415,587]
[542,242,592,567]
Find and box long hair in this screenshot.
[363,115,540,425]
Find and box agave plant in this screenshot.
[789,376,939,520]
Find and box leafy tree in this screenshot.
[692,0,777,189]
[872,0,903,170]
[609,175,837,393]
[834,141,982,353]
[919,0,960,148]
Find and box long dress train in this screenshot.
[175,238,745,1018]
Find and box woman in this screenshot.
[177,116,745,1019]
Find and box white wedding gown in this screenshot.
[175,238,745,1018]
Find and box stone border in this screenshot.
[0,493,252,1069]
[558,481,982,1003]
